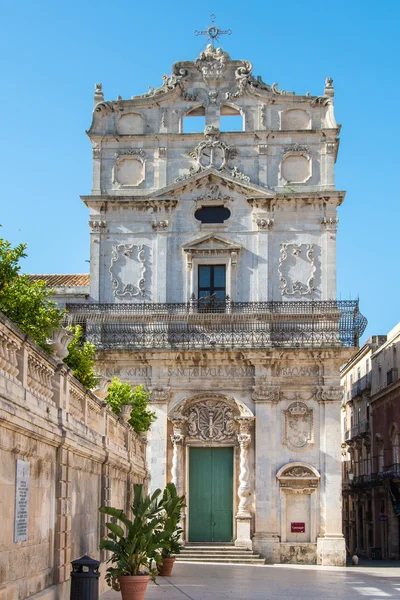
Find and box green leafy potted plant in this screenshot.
[99,484,163,600]
[157,483,186,576]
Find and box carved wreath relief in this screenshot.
[184,399,237,441]
[278,243,317,296]
[109,244,147,298]
[283,401,313,451]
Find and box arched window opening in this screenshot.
[220,105,244,132]
[182,106,206,133]
[195,205,231,224]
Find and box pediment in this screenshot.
[151,169,275,200]
[182,233,242,254]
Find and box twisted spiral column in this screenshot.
[237,432,252,516]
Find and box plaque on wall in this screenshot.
[291,522,305,533]
[14,459,30,542]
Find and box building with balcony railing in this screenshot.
[341,325,400,559]
[35,36,369,566]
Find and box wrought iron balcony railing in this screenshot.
[65,299,367,351]
[344,420,370,442]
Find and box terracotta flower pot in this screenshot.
[157,557,176,576]
[119,575,151,600]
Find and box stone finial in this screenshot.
[324,77,334,97]
[94,82,104,106]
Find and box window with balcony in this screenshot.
[198,265,226,311]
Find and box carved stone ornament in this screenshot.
[184,399,238,441]
[225,59,292,100]
[140,63,189,98]
[152,220,169,231]
[282,466,313,478]
[256,218,274,230]
[175,127,249,183]
[315,386,343,403]
[196,45,230,83]
[112,152,145,188]
[199,183,231,202]
[115,149,146,158]
[88,220,106,233]
[278,243,316,296]
[282,401,313,451]
[252,385,280,403]
[321,217,338,231]
[283,143,309,154]
[150,387,171,403]
[109,244,147,298]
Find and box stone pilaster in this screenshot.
[252,384,281,562]
[317,394,346,565]
[54,446,72,584]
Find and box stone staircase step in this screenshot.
[176,545,265,565]
[177,557,265,564]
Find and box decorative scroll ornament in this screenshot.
[282,401,313,451]
[278,243,316,296]
[225,59,292,100]
[140,63,189,98]
[176,127,249,183]
[184,399,238,441]
[109,244,146,298]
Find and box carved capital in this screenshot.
[237,432,251,448]
[150,386,171,403]
[315,386,343,403]
[252,385,280,403]
[256,218,274,230]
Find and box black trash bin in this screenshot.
[70,555,100,600]
[371,547,382,560]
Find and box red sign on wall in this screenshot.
[291,522,305,533]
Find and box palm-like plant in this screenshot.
[99,485,164,590]
[159,483,186,559]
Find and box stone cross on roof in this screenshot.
[194,14,232,48]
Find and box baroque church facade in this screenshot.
[62,43,367,565]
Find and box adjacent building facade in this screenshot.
[342,324,400,559]
[54,44,367,565]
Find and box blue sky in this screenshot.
[1,0,398,341]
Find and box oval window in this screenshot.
[195,205,231,224]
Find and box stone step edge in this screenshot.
[177,559,266,564]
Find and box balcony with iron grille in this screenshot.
[344,420,370,443]
[65,299,367,351]
[351,373,372,399]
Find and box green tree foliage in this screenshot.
[63,325,98,389]
[0,234,27,292]
[105,378,156,434]
[0,231,63,351]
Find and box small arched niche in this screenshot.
[281,108,311,131]
[182,106,206,133]
[220,104,244,132]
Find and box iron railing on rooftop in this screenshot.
[65,299,367,351]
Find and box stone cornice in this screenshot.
[87,128,341,143]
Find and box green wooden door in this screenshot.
[189,447,233,542]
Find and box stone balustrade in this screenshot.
[0,311,147,600]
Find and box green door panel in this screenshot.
[189,447,233,542]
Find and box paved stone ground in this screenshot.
[101,561,400,599]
